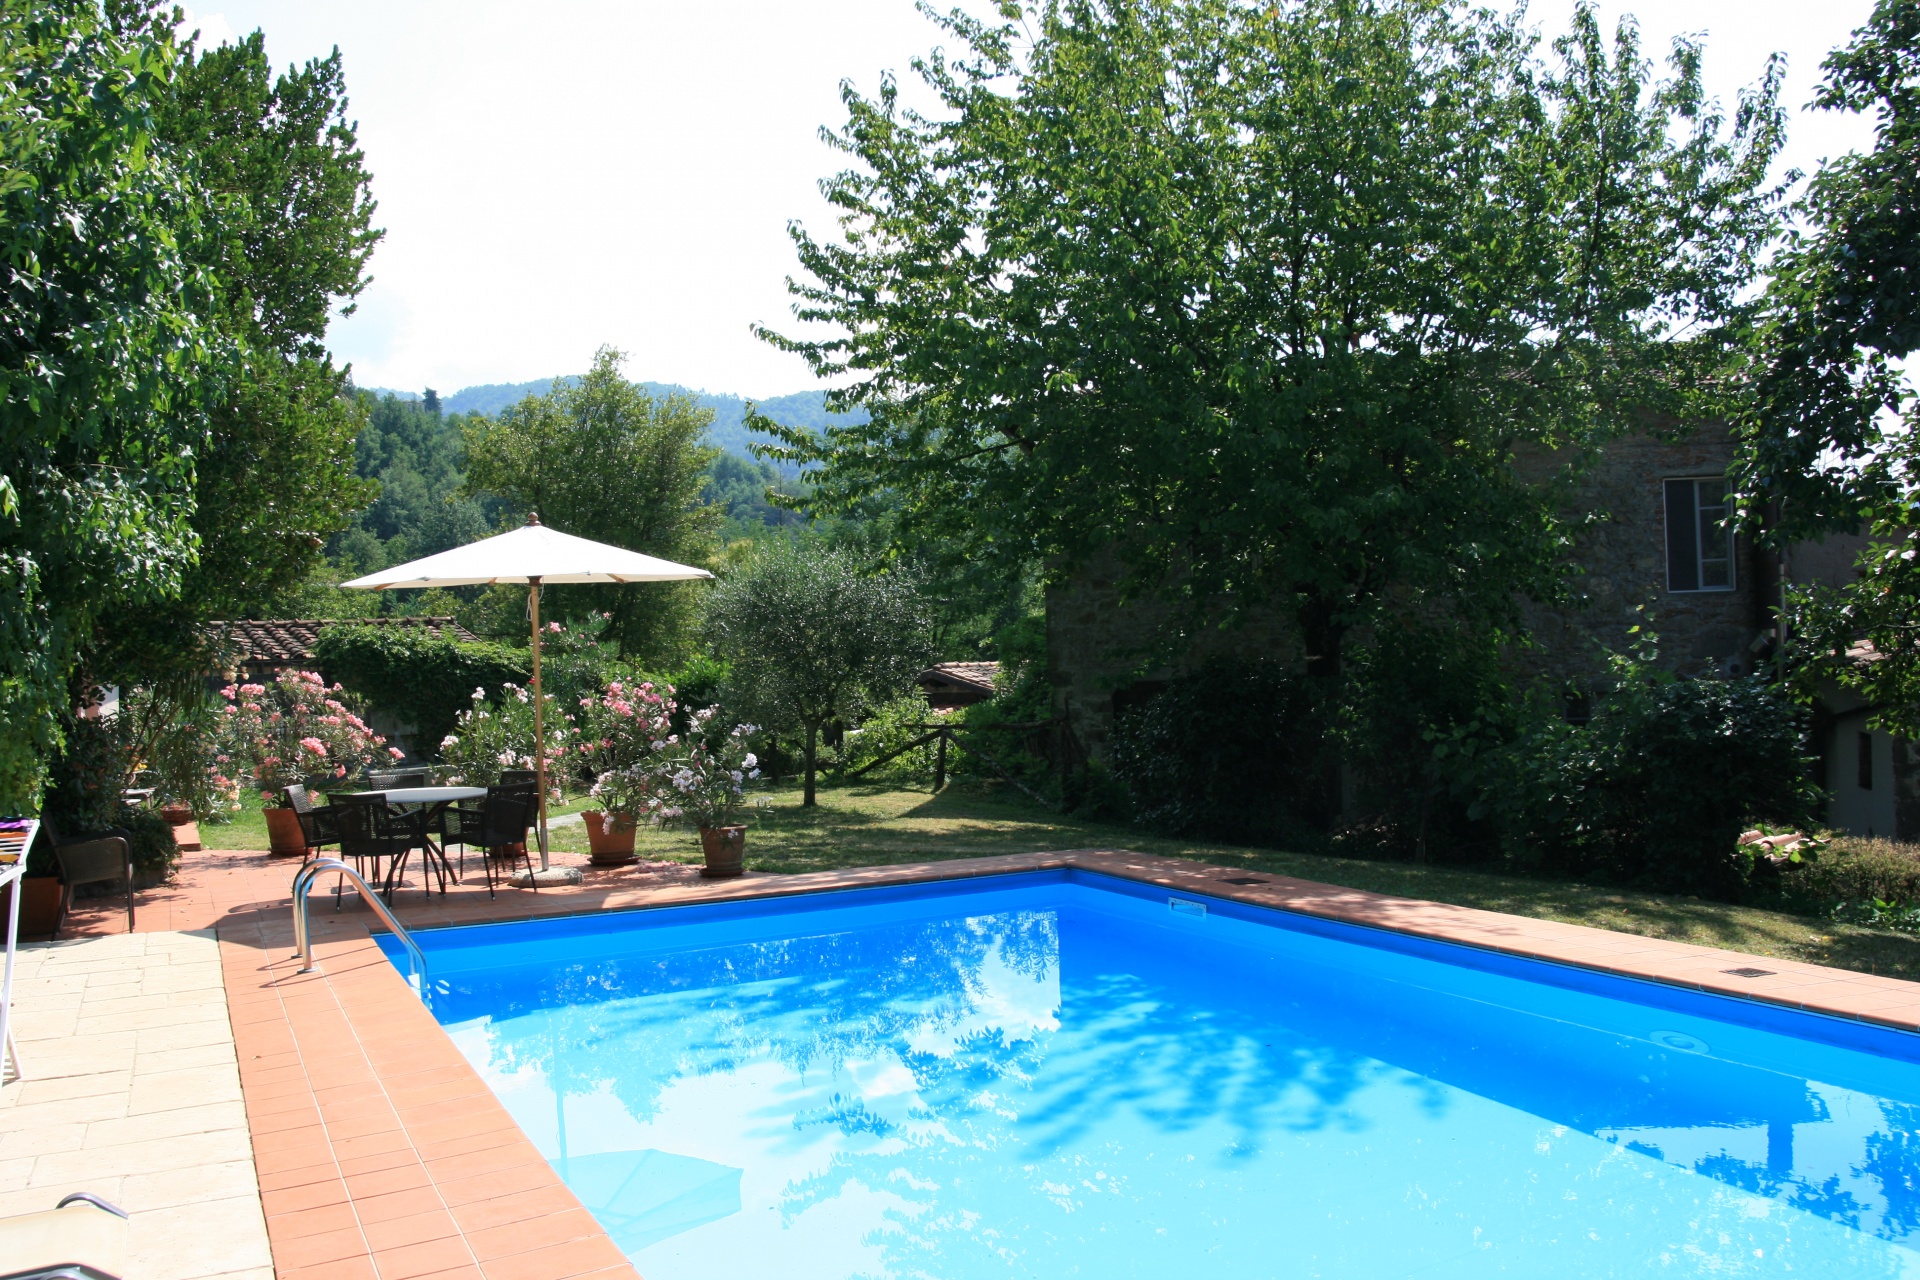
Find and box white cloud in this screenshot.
[175,7,236,49]
[207,0,1882,399]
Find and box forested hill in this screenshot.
[362,380,864,457]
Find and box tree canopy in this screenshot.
[706,543,933,805]
[100,28,382,686]
[0,4,221,808]
[760,0,1787,679]
[1732,1,1920,734]
[463,347,722,661]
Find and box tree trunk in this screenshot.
[803,721,820,807]
[1299,592,1346,824]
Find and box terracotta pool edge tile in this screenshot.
[217,922,642,1280]
[1055,850,1920,1031]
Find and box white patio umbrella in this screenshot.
[343,515,712,872]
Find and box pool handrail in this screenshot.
[291,857,429,1002]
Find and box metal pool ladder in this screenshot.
[291,858,430,1003]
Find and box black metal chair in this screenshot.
[284,785,339,852]
[498,769,537,787]
[368,769,430,790]
[290,785,362,910]
[330,793,440,904]
[39,820,133,939]
[443,784,539,897]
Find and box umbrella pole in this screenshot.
[530,577,550,871]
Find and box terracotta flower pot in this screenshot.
[699,825,746,879]
[264,806,309,859]
[584,811,636,865]
[158,803,192,826]
[1,876,64,940]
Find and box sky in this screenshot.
[180,0,1885,400]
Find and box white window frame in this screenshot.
[1664,477,1736,594]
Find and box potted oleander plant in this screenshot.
[578,680,677,865]
[218,672,397,856]
[643,709,763,879]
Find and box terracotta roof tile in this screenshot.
[213,617,481,667]
[917,661,1000,694]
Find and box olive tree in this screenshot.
[706,543,933,805]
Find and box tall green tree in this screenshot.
[759,0,1785,688]
[96,28,381,688]
[464,347,722,660]
[1732,1,1920,733]
[0,3,221,809]
[706,543,933,805]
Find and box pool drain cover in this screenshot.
[1220,876,1269,885]
[1650,1030,1711,1054]
[1722,967,1776,978]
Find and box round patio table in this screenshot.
[343,787,487,897]
[360,786,485,806]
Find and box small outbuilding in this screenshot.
[917,661,1000,710]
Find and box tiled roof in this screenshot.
[917,660,1000,694]
[213,617,481,666]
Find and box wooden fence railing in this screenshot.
[842,723,1059,811]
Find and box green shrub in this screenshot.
[1779,837,1920,916]
[1107,657,1334,847]
[537,613,622,713]
[653,654,728,734]
[35,715,179,880]
[40,714,132,834]
[121,808,179,879]
[1486,673,1819,901]
[123,685,230,821]
[313,624,530,756]
[841,695,944,783]
[1340,624,1516,863]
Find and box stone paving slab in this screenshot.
[0,930,273,1280]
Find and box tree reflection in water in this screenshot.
[435,887,1920,1279]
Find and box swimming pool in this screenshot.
[385,868,1920,1278]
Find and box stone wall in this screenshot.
[1046,426,1780,763]
[1516,428,1772,690]
[1044,549,1297,764]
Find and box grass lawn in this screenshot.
[199,790,600,853]
[203,778,1920,982]
[543,778,1920,983]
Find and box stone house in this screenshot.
[1044,427,1903,838]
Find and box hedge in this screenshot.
[313,624,531,759]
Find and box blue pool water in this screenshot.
[385,870,1920,1278]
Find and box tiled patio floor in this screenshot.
[0,930,272,1280]
[30,840,1920,1278]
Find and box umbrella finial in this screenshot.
[526,512,541,526]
